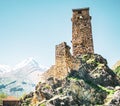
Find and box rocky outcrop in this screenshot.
[20,54,120,106]
[19,7,120,105]
[102,86,120,106]
[108,89,120,106]
[76,54,119,87]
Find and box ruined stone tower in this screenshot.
[55,42,71,77]
[72,8,94,56]
[55,42,71,66]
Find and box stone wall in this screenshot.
[43,42,80,80]
[55,42,71,66]
[72,8,94,56]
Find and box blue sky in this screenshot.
[0,0,120,68]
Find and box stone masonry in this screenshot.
[43,42,80,80]
[72,8,94,56]
[43,8,94,80]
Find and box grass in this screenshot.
[98,85,115,105]
[40,103,46,106]
[114,66,120,78]
[45,84,51,89]
[0,92,7,105]
[67,77,79,81]
[86,58,95,64]
[98,85,115,95]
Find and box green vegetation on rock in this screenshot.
[0,92,7,105]
[114,66,120,78]
[40,103,46,106]
[98,85,115,95]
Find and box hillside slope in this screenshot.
[20,54,120,106]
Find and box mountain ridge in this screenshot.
[0,57,47,97]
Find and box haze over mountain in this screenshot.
[0,57,47,97]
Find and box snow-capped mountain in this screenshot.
[0,57,47,97]
[12,57,47,83]
[13,57,41,70]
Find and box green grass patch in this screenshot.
[114,66,120,78]
[40,103,46,106]
[67,77,79,81]
[98,85,115,95]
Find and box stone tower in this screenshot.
[72,8,94,56]
[55,42,71,66]
[55,42,71,78]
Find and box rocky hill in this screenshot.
[17,8,120,106]
[112,60,120,80]
[20,54,120,106]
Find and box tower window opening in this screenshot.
[78,11,82,14]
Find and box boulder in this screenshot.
[108,90,120,106]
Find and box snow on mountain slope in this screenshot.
[0,57,47,97]
[13,57,39,70]
[12,57,47,83]
[0,64,11,74]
